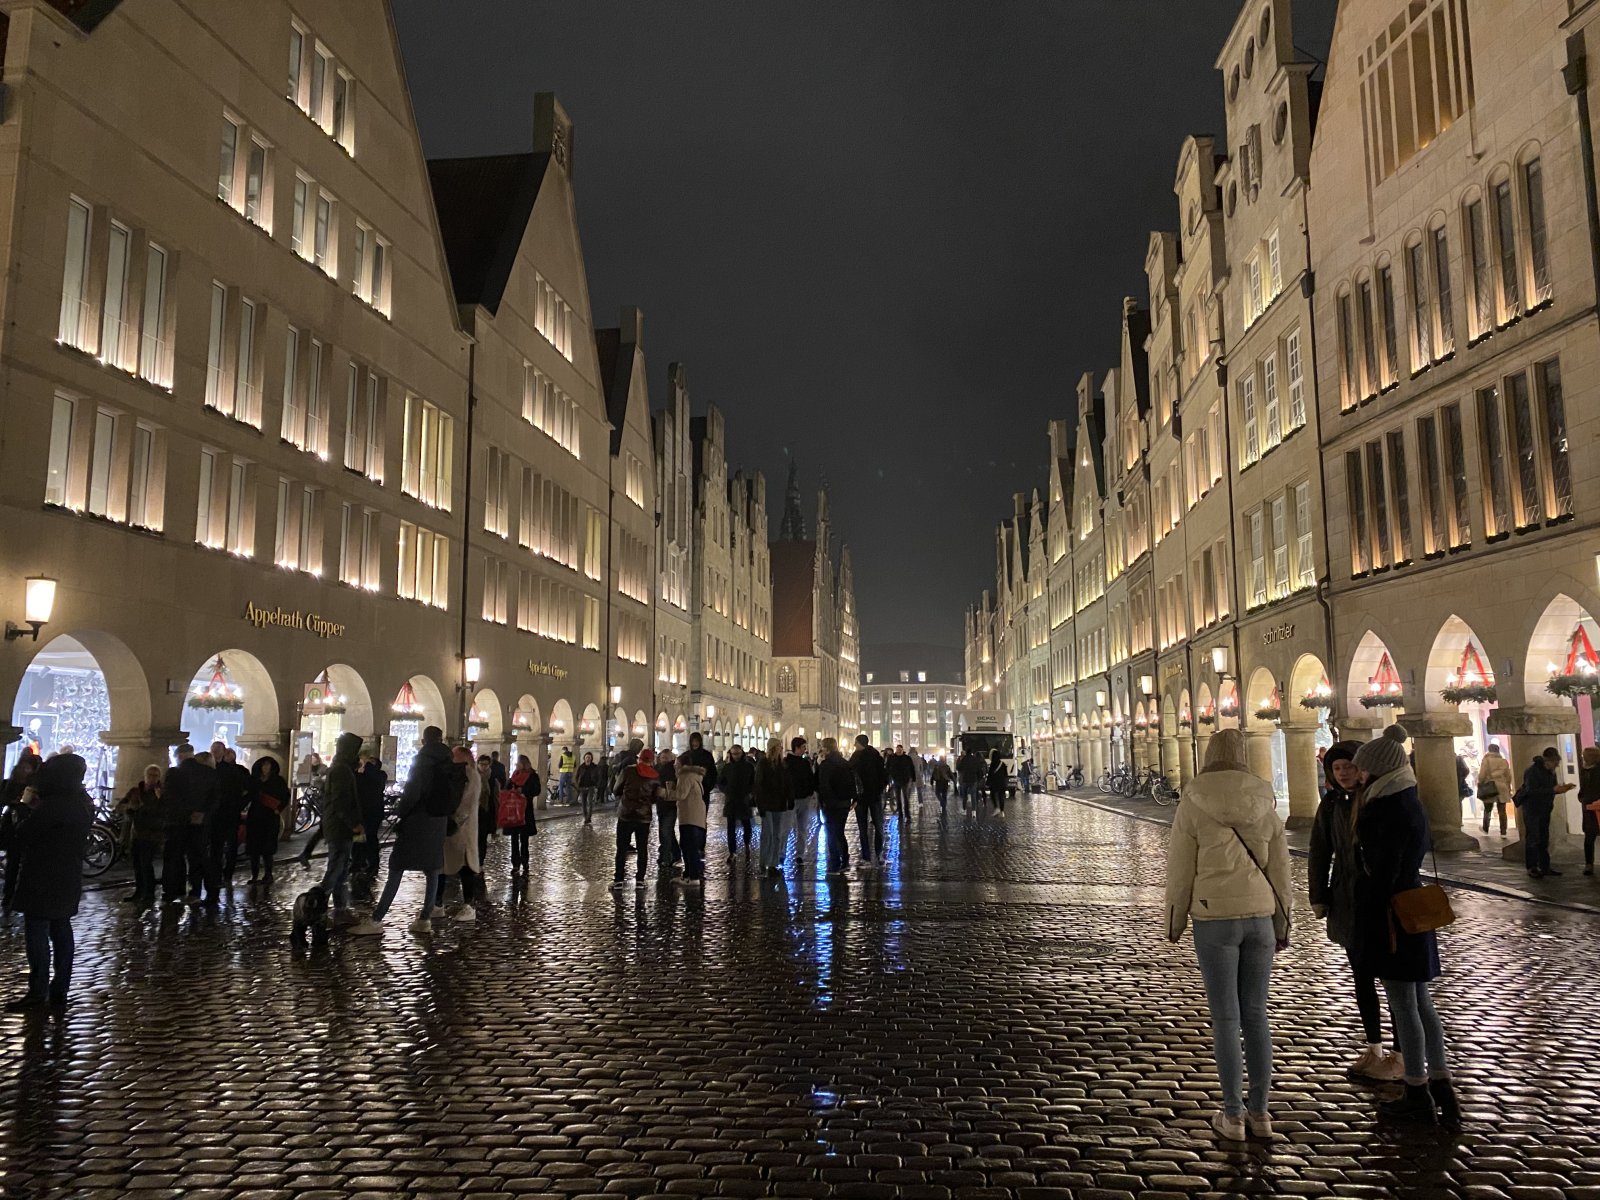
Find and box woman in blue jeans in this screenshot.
[1351,725,1459,1126]
[1166,729,1290,1142]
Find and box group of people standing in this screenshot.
[1167,725,1459,1140]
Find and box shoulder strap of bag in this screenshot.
[1231,828,1289,922]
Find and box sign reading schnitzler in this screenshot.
[244,602,347,639]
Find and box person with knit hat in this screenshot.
[1309,741,1402,1083]
[1165,728,1290,1142]
[1350,724,1459,1127]
[611,748,662,891]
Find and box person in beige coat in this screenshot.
[1166,728,1291,1143]
[1475,742,1514,836]
[439,746,481,923]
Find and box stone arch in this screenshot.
[1347,629,1401,719]
[1286,652,1332,729]
[1523,593,1600,706]
[8,630,149,791]
[1246,666,1278,728]
[513,694,541,739]
[322,664,375,739]
[654,711,669,745]
[632,709,648,740]
[548,698,574,742]
[183,648,278,749]
[471,687,505,741]
[399,674,448,729]
[1425,614,1494,712]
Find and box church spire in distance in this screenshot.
[779,458,806,540]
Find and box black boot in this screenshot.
[1428,1078,1461,1128]
[1379,1083,1437,1123]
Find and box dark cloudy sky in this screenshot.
[392,0,1338,652]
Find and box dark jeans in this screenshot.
[320,838,353,910]
[477,810,492,865]
[579,787,597,820]
[656,802,679,868]
[24,916,73,1002]
[163,823,214,901]
[934,782,949,813]
[131,841,159,902]
[1522,798,1553,872]
[615,818,649,882]
[855,795,884,862]
[680,823,707,880]
[1346,950,1384,1045]
[726,805,754,853]
[371,866,436,922]
[209,807,243,880]
[359,802,386,872]
[1481,800,1507,836]
[823,806,852,873]
[509,827,533,871]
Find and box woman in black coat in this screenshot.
[6,753,92,1010]
[246,756,290,885]
[1308,742,1400,1082]
[1350,726,1458,1126]
[986,750,1009,816]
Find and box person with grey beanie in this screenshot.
[1350,725,1459,1127]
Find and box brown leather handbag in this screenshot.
[1390,845,1455,936]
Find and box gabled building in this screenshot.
[651,364,696,752]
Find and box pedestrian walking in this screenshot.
[755,738,795,878]
[439,749,484,923]
[1581,746,1600,876]
[502,754,540,877]
[317,732,364,924]
[351,726,454,937]
[671,756,708,887]
[1165,728,1290,1142]
[816,738,856,877]
[955,747,983,814]
[5,753,92,1011]
[1350,724,1460,1126]
[1308,742,1402,1082]
[575,752,601,823]
[115,765,166,908]
[887,747,914,815]
[1,751,42,917]
[850,735,887,867]
[720,744,756,860]
[355,753,388,878]
[1475,743,1513,836]
[246,756,289,885]
[986,749,1009,817]
[931,756,953,816]
[785,737,819,868]
[611,748,661,890]
[1515,747,1573,878]
[162,743,219,907]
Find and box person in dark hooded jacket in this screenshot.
[351,726,451,937]
[1308,742,1401,1083]
[720,744,756,858]
[318,732,365,920]
[6,754,92,1010]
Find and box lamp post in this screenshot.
[457,654,481,742]
[5,576,57,642]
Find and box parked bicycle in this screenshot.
[82,794,124,877]
[1132,767,1180,806]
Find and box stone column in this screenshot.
[1397,712,1476,851]
[101,727,189,795]
[1244,729,1274,786]
[1488,706,1579,861]
[1282,725,1320,829]
[1161,733,1180,782]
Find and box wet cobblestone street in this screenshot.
[1,793,1596,1199]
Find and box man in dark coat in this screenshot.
[209,741,251,883]
[355,754,388,876]
[816,739,857,876]
[720,744,756,857]
[785,738,819,867]
[352,726,450,936]
[163,744,219,907]
[851,735,888,868]
[683,731,718,795]
[319,732,364,919]
[1516,747,1573,878]
[6,753,92,1010]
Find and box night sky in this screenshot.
[391,0,1338,652]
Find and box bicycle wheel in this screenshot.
[1153,781,1179,806]
[82,824,117,876]
[294,796,321,834]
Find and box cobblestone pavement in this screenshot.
[1053,785,1600,913]
[2,794,1596,1199]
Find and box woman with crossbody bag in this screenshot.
[1351,725,1460,1127]
[1165,728,1291,1143]
[1475,743,1513,837]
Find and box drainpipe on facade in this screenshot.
[457,339,477,741]
[1301,201,1340,741]
[1563,34,1600,310]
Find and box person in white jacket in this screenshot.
[1165,728,1291,1143]
[439,746,482,923]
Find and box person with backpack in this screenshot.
[611,748,662,890]
[1165,728,1290,1142]
[930,756,954,816]
[352,726,453,937]
[571,752,600,823]
[720,744,756,860]
[501,754,540,877]
[816,738,857,877]
[785,737,819,869]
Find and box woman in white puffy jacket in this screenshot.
[1165,728,1291,1143]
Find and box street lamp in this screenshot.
[5,576,57,641]
[464,656,482,685]
[1138,674,1154,697]
[609,685,622,705]
[1210,646,1231,677]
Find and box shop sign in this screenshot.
[245,601,346,639]
[527,660,569,681]
[1262,622,1295,646]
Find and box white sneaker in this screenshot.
[348,918,383,936]
[449,904,476,923]
[409,917,433,935]
[1211,1112,1247,1141]
[1246,1112,1272,1139]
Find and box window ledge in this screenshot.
[53,341,175,396]
[202,405,265,435]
